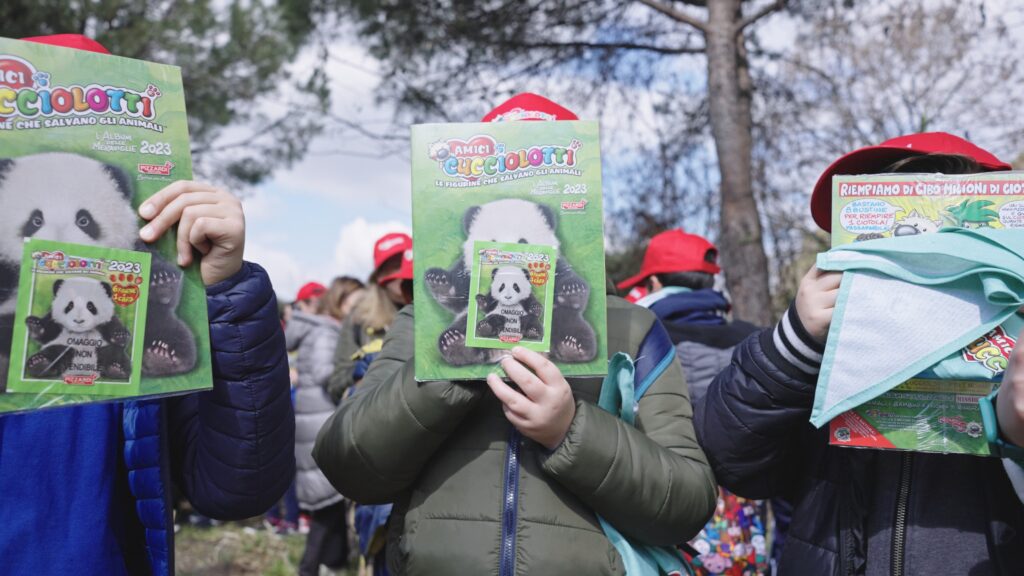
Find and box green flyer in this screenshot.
[7,240,150,396]
[0,36,212,413]
[412,120,608,381]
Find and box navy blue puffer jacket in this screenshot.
[695,306,1024,576]
[0,262,295,576]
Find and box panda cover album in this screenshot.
[412,120,608,381]
[0,37,212,413]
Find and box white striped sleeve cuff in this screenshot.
[768,305,825,375]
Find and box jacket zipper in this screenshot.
[891,452,913,576]
[499,426,522,576]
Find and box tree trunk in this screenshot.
[703,0,773,326]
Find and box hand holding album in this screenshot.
[486,347,576,451]
[794,264,842,344]
[138,181,245,286]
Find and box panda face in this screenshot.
[0,153,138,265]
[463,199,560,269]
[51,278,116,333]
[490,267,531,306]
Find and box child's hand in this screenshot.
[794,265,842,343]
[137,181,245,286]
[486,347,576,451]
[997,329,1024,447]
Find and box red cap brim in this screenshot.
[378,257,413,285]
[616,261,721,291]
[21,34,111,55]
[810,147,921,232]
[616,272,649,291]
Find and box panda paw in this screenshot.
[107,325,131,346]
[439,327,488,366]
[150,267,183,305]
[555,279,590,310]
[475,320,496,338]
[104,361,130,380]
[25,316,45,340]
[425,268,455,300]
[553,335,594,363]
[26,351,63,377]
[143,339,183,374]
[26,353,48,375]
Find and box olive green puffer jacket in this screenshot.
[314,298,716,575]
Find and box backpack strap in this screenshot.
[633,320,677,401]
[597,348,695,576]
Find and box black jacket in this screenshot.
[694,306,1024,575]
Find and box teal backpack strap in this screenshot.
[596,353,695,576]
[599,352,637,425]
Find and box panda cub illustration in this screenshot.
[24,277,132,380]
[475,266,543,343]
[0,152,197,384]
[425,198,596,366]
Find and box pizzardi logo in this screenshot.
[65,374,98,386]
[962,325,1016,375]
[138,161,174,175]
[427,134,580,182]
[0,54,160,124]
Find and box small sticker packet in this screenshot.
[6,239,150,396]
[465,241,557,352]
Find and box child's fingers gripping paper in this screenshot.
[511,346,564,386]
[486,372,534,418]
[500,357,546,401]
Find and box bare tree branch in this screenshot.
[191,116,290,154]
[738,0,786,32]
[635,0,708,34]
[329,115,408,141]
[512,39,705,55]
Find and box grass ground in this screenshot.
[175,521,357,576]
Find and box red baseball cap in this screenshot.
[373,232,413,285]
[810,132,1012,232]
[295,282,326,302]
[21,34,111,55]
[617,229,721,290]
[482,93,578,122]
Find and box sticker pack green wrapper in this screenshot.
[7,240,150,396]
[465,241,557,352]
[0,37,212,413]
[412,120,608,381]
[828,172,1024,455]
